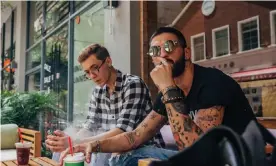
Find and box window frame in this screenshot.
[191,32,206,62]
[212,25,230,58]
[237,16,260,53]
[270,10,276,46]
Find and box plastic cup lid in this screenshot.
[15,141,32,148]
[63,153,85,162]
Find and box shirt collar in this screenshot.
[103,69,123,93]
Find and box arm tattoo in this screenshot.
[150,113,157,120]
[165,101,203,150]
[194,106,224,131]
[124,132,136,148]
[173,132,185,149]
[183,118,192,132]
[142,123,148,128]
[171,101,188,114]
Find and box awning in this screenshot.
[231,67,276,82]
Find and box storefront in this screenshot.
[232,67,276,117]
[25,1,106,128]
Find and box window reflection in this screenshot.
[73,2,104,124]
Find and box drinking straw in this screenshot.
[18,128,23,143]
[68,137,73,156]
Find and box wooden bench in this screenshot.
[19,128,42,157]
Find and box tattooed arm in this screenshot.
[165,102,225,150]
[70,111,167,154]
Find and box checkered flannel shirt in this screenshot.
[83,69,165,148]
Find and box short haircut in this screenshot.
[78,44,110,63]
[150,26,187,48]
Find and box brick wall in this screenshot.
[140,1,187,98]
[178,1,276,58]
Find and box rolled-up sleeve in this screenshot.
[116,79,151,132]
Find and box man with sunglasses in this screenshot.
[46,44,165,165]
[59,27,256,165]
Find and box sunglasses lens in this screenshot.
[148,46,160,57]
[164,40,175,53]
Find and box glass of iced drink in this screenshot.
[15,141,32,165]
[63,153,85,166]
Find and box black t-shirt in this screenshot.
[153,64,256,135]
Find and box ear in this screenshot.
[184,47,191,61]
[106,57,112,67]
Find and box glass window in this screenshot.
[29,1,43,46]
[2,67,15,91]
[193,35,205,61]
[26,44,41,70]
[73,3,104,124]
[26,72,40,92]
[45,1,69,33]
[4,15,11,51]
[74,1,88,11]
[274,14,276,42]
[214,28,229,57]
[45,25,68,115]
[241,20,259,51]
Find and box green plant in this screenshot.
[1,91,63,130]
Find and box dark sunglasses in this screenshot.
[147,40,179,57]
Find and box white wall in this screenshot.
[14,1,27,92]
[1,1,26,91]
[104,0,140,75]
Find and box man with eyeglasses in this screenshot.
[59,27,256,166]
[46,44,166,165]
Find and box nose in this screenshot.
[160,47,169,58]
[88,72,97,80]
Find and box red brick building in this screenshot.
[140,1,276,118]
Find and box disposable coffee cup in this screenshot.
[63,153,85,166]
[15,141,32,166]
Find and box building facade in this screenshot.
[1,1,141,127]
[140,1,276,119]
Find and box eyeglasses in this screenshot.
[147,40,179,57]
[84,58,106,76]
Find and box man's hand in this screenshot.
[46,130,68,152]
[150,57,175,90]
[59,143,94,166]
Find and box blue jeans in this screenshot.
[52,152,111,166]
[108,146,178,166]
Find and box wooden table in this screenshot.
[138,158,159,166]
[1,157,59,166]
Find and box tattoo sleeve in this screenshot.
[165,102,224,151]
[121,111,167,150]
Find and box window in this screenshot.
[73,2,104,123]
[45,1,69,33]
[212,25,230,57]
[29,1,43,46]
[270,10,276,45]
[238,16,260,52]
[191,33,205,62]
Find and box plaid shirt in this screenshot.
[83,69,165,148]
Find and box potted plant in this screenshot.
[1,91,63,130]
